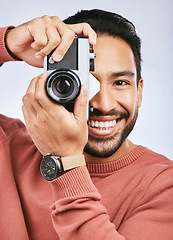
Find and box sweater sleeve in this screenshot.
[49,165,173,240]
[0,27,16,65]
[50,166,125,240]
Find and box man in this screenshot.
[0,9,173,240]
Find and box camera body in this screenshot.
[44,37,100,118]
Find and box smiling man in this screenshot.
[0,9,173,240]
[85,36,142,161]
[63,10,144,166]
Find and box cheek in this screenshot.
[115,89,138,116]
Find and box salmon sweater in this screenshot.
[0,27,173,240]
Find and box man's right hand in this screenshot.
[22,73,88,157]
[5,15,96,68]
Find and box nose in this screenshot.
[89,84,115,113]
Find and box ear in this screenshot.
[137,78,143,108]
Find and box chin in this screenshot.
[84,133,124,158]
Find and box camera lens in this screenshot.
[56,79,71,94]
[45,69,81,104]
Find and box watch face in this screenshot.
[40,155,61,181]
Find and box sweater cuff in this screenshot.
[0,26,17,65]
[50,166,98,199]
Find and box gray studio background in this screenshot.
[0,0,172,159]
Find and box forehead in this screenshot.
[93,35,137,76]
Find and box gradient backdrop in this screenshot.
[0,0,172,159]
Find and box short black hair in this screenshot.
[64,9,142,83]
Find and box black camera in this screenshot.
[44,37,100,118]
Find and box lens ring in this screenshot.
[52,74,74,98]
[46,69,81,104]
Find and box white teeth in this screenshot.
[91,120,95,127]
[105,121,109,128]
[110,121,113,127]
[88,120,117,129]
[113,120,116,126]
[95,121,99,127]
[100,122,104,128]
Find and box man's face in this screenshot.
[84,35,143,159]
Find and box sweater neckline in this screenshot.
[86,145,147,174]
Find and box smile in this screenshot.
[88,120,117,130]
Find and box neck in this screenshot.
[84,139,137,164]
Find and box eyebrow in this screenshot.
[110,71,135,78]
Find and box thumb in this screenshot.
[73,85,88,123]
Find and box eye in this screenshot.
[113,80,129,86]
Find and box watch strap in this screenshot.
[61,154,86,171]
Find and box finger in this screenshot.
[22,96,37,128]
[26,76,38,94]
[33,72,67,120]
[50,16,76,61]
[28,16,61,59]
[28,19,48,52]
[52,31,75,62]
[36,23,61,58]
[25,74,47,113]
[52,22,96,61]
[69,23,97,45]
[73,85,88,124]
[34,72,58,110]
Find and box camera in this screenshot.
[44,37,100,118]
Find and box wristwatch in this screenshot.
[40,153,86,181]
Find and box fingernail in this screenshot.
[53,54,63,62]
